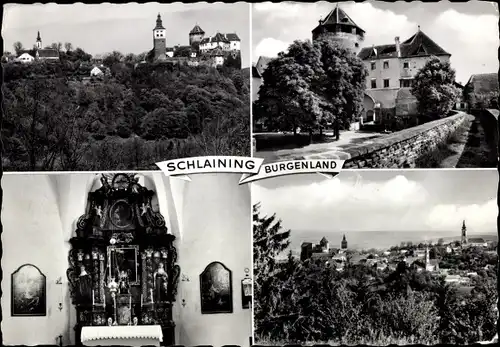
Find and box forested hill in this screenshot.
[2,58,250,171]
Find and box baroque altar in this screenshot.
[67,173,180,346]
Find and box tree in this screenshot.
[411,57,460,120]
[253,203,291,338]
[254,40,367,136]
[64,42,73,52]
[253,203,291,281]
[51,42,63,52]
[173,46,191,58]
[13,41,24,55]
[103,51,124,66]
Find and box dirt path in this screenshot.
[455,114,496,168]
[438,116,474,168]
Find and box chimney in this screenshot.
[395,36,401,57]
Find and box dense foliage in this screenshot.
[253,40,368,134]
[254,207,498,345]
[2,48,249,171]
[411,57,460,121]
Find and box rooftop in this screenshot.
[466,73,499,94]
[312,5,365,34]
[358,29,450,60]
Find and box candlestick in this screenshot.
[113,295,117,325]
[150,289,154,304]
[92,290,95,306]
[141,294,143,306]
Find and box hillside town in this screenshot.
[4,13,242,71]
[2,10,250,171]
[298,220,498,289]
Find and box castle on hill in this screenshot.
[300,235,348,262]
[151,13,241,67]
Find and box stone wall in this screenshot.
[343,112,468,168]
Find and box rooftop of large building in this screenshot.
[358,28,450,60]
[465,73,499,94]
[200,32,240,44]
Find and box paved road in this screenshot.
[255,130,384,162]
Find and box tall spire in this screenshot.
[461,220,467,245]
[154,13,165,30]
[341,234,348,249]
[36,31,41,42]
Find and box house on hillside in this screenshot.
[36,48,60,61]
[464,73,499,110]
[467,237,488,247]
[16,52,35,63]
[90,66,104,77]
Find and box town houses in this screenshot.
[294,221,497,286]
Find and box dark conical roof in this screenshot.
[154,13,165,30]
[36,31,41,41]
[313,4,365,34]
[190,24,205,35]
[320,237,328,245]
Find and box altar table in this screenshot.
[81,325,163,347]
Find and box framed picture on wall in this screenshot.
[200,261,233,314]
[11,264,47,316]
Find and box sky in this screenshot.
[2,2,251,68]
[252,0,499,85]
[253,169,498,249]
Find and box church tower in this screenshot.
[319,237,329,253]
[341,234,348,250]
[189,24,205,47]
[36,31,42,49]
[153,13,167,61]
[461,220,467,245]
[425,247,430,268]
[311,3,365,55]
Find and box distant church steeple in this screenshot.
[461,220,467,245]
[36,31,42,49]
[341,234,348,249]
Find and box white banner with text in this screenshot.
[156,157,345,183]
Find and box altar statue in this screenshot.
[78,265,93,302]
[153,262,168,302]
[107,277,118,298]
[118,270,130,294]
